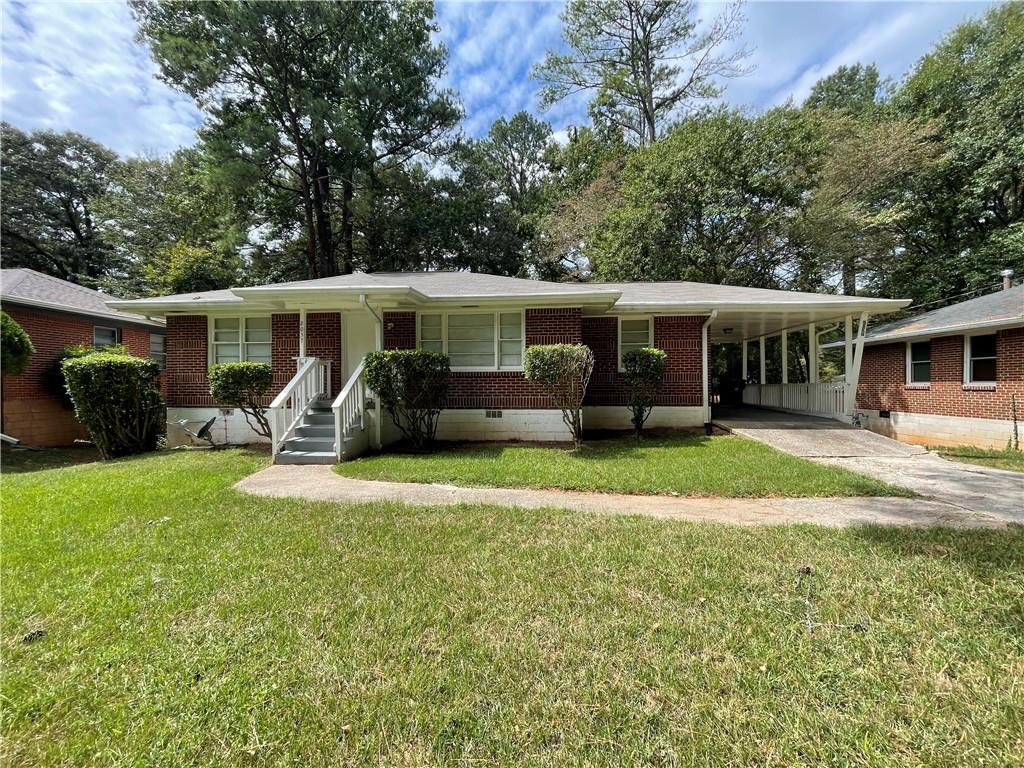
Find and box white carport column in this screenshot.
[844,315,853,378]
[741,340,748,381]
[846,312,870,417]
[781,330,788,384]
[759,337,766,385]
[807,322,818,384]
[298,307,307,362]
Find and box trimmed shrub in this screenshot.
[364,349,450,451]
[1,311,34,376]
[524,343,594,448]
[208,362,274,440]
[48,344,132,407]
[62,352,165,459]
[622,347,667,440]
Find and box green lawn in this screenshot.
[3,450,1022,766]
[934,445,1024,473]
[335,433,910,497]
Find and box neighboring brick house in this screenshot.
[1,268,166,447]
[108,272,906,462]
[845,283,1024,449]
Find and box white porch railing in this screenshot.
[742,382,849,420]
[332,358,366,461]
[268,356,332,454]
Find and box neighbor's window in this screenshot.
[93,326,120,348]
[908,340,931,384]
[149,333,166,370]
[966,333,997,383]
[619,317,653,368]
[417,312,523,370]
[212,317,272,364]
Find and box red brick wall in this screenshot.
[165,313,342,408]
[857,327,1024,420]
[0,304,164,445]
[382,309,704,409]
[582,315,704,407]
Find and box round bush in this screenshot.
[523,343,594,447]
[207,362,274,439]
[622,347,667,438]
[1,311,34,376]
[62,352,165,459]
[364,349,450,450]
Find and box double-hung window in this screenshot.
[211,317,272,364]
[417,312,523,370]
[618,317,653,369]
[93,326,120,348]
[149,333,166,370]
[907,340,931,384]
[965,333,997,384]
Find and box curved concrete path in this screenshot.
[235,465,1012,529]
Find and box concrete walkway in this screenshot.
[235,464,1012,529]
[714,407,1023,522]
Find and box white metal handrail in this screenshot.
[332,359,366,460]
[269,356,331,454]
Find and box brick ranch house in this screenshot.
[826,282,1023,449]
[108,272,907,464]
[1,268,166,447]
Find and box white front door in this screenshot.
[342,309,377,382]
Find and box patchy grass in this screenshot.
[4,450,1021,766]
[0,445,100,473]
[934,445,1024,473]
[336,433,910,497]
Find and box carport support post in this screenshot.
[298,307,307,363]
[844,314,853,378]
[741,340,748,381]
[846,311,869,418]
[781,330,788,384]
[759,337,766,385]
[807,323,818,384]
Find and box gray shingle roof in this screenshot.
[1,268,164,327]
[859,285,1023,344]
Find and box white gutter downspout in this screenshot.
[701,310,718,433]
[359,294,384,449]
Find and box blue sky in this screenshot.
[0,0,996,156]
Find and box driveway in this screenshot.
[714,407,1023,522]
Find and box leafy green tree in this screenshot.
[0,124,118,282]
[144,242,241,296]
[589,108,817,286]
[1,311,34,375]
[132,0,459,278]
[804,64,891,115]
[208,362,273,440]
[534,0,750,145]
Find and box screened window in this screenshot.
[908,341,930,383]
[417,312,523,369]
[93,326,120,348]
[619,317,653,368]
[212,317,272,364]
[150,333,166,370]
[966,334,997,383]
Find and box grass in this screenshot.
[335,433,911,498]
[3,450,1022,766]
[933,445,1024,473]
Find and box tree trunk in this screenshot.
[311,156,338,277]
[842,257,857,295]
[340,175,355,275]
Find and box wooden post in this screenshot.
[759,337,766,385]
[846,312,869,417]
[807,322,817,384]
[844,314,853,378]
[741,339,748,381]
[781,330,788,385]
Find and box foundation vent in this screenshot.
[485,410,503,419]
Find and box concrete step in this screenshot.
[284,436,335,453]
[275,450,336,465]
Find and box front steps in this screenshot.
[275,400,336,465]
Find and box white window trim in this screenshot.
[963,331,998,385]
[149,333,167,370]
[905,339,931,386]
[617,315,654,372]
[416,309,525,372]
[207,315,273,365]
[93,325,121,347]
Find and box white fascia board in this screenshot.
[105,299,278,315]
[230,285,429,304]
[423,291,620,309]
[822,316,1024,348]
[611,298,910,314]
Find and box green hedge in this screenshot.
[62,352,165,459]
[208,362,274,439]
[523,344,594,448]
[364,349,450,451]
[622,347,667,439]
[1,311,34,376]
